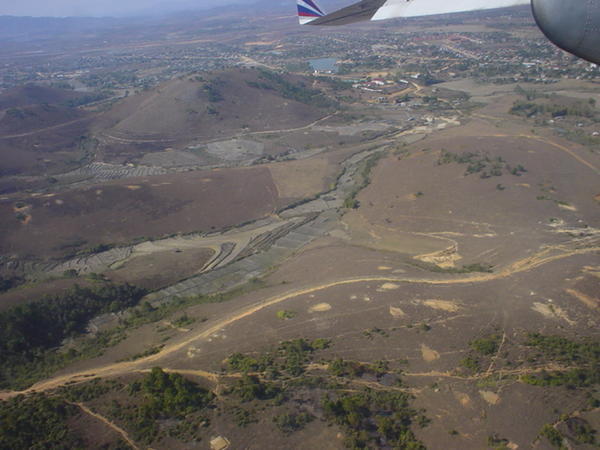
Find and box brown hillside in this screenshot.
[0,84,84,110]
[0,103,85,135]
[96,68,333,143]
[0,166,281,260]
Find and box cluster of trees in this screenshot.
[322,389,427,449]
[525,333,599,363]
[132,367,213,418]
[522,333,599,388]
[273,411,314,434]
[0,369,214,448]
[0,393,84,449]
[328,358,389,379]
[459,334,502,374]
[344,153,383,209]
[80,71,138,89]
[5,107,35,119]
[63,91,112,108]
[223,338,429,444]
[437,149,527,178]
[227,338,330,378]
[510,99,597,119]
[232,374,281,402]
[523,368,600,388]
[470,335,501,356]
[120,368,214,443]
[203,80,224,103]
[0,275,23,293]
[0,283,146,389]
[253,69,336,109]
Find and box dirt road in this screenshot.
[0,240,596,400]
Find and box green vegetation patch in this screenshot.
[250,68,337,109]
[172,313,195,328]
[227,338,330,377]
[273,411,314,434]
[510,99,597,119]
[322,389,427,449]
[223,338,425,447]
[344,152,385,209]
[1,370,213,448]
[437,149,527,178]
[471,334,502,356]
[230,374,282,402]
[0,283,146,390]
[328,358,391,380]
[276,310,296,320]
[539,424,566,449]
[122,368,214,444]
[0,275,23,293]
[521,333,600,388]
[0,393,84,449]
[488,433,510,449]
[413,260,493,274]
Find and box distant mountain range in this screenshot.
[0,1,300,42]
[0,0,285,20]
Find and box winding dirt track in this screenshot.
[73,402,140,450]
[102,112,339,145]
[0,242,597,401]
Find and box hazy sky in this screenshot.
[0,0,255,17]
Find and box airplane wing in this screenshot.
[298,0,530,26]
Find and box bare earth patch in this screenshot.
[268,158,333,199]
[532,302,575,325]
[377,283,400,291]
[420,344,440,362]
[565,289,599,310]
[210,435,230,450]
[558,203,577,211]
[309,303,332,313]
[415,245,462,268]
[479,390,500,405]
[389,306,406,318]
[454,391,472,408]
[421,299,460,313]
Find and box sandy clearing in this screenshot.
[377,283,400,291]
[565,289,599,310]
[389,306,406,318]
[532,302,575,325]
[378,266,392,270]
[422,299,460,313]
[479,390,500,405]
[583,266,600,279]
[415,245,462,268]
[309,303,332,313]
[454,391,472,408]
[420,344,440,362]
[558,203,577,211]
[210,436,230,450]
